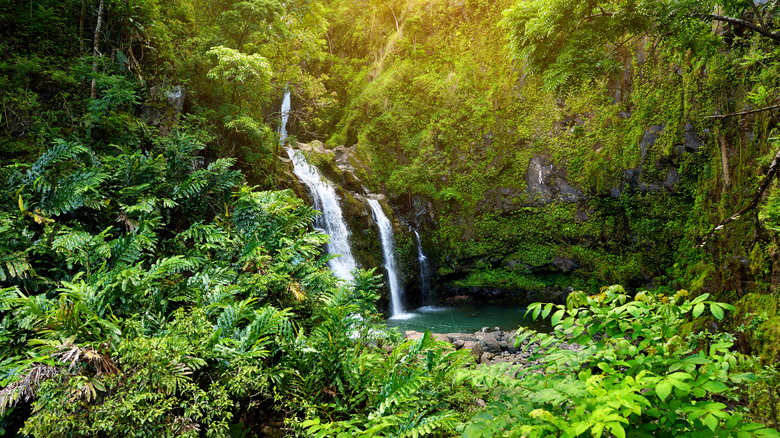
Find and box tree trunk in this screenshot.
[719,136,731,187]
[79,0,86,54]
[90,0,105,99]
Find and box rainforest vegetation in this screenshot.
[3,0,780,436]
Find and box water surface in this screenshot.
[386,304,551,334]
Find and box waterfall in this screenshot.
[414,230,433,305]
[286,147,357,281]
[368,199,409,318]
[279,90,291,145]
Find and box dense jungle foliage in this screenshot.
[2,0,780,436]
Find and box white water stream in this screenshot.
[368,199,410,318]
[414,229,433,305]
[285,148,358,281]
[281,90,358,281]
[279,90,291,145]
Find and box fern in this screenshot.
[395,411,458,438]
[375,371,428,416]
[0,251,32,281]
[43,167,108,216]
[28,139,89,176]
[110,234,145,267]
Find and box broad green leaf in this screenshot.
[542,303,554,319]
[607,422,626,438]
[656,380,672,401]
[710,303,725,320]
[700,380,729,393]
[670,380,691,393]
[693,302,705,318]
[551,309,565,327]
[703,413,718,432]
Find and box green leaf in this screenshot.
[693,302,705,318]
[656,380,672,401]
[710,303,725,320]
[542,303,553,319]
[551,309,565,327]
[607,422,626,438]
[703,413,718,432]
[700,380,729,393]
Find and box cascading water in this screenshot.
[285,148,358,281]
[279,90,291,145]
[414,230,433,305]
[368,199,410,318]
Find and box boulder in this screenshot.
[479,352,494,364]
[404,330,424,341]
[432,333,450,343]
[475,332,502,354]
[461,341,483,361]
[444,333,479,343]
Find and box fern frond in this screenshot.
[44,168,109,216]
[214,297,257,338]
[395,411,458,438]
[0,363,62,415]
[0,252,33,281]
[375,371,429,416]
[29,139,89,176]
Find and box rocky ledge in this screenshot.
[404,328,580,366]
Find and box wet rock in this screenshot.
[640,124,665,162]
[444,333,479,343]
[404,330,424,341]
[684,122,702,152]
[524,155,583,205]
[479,352,494,364]
[665,167,680,190]
[553,256,580,273]
[432,333,450,343]
[475,332,502,354]
[142,83,187,136]
[462,341,484,361]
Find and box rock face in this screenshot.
[477,155,582,212]
[525,155,583,205]
[142,84,186,136]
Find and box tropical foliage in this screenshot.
[458,286,780,438]
[2,0,780,435]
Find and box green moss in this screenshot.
[731,293,780,364]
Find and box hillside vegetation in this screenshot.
[2,0,780,436]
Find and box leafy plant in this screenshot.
[457,286,780,437]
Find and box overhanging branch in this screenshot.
[704,104,780,119]
[692,13,780,42]
[698,147,780,247]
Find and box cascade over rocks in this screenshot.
[281,141,427,311]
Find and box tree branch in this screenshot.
[698,147,780,247]
[90,0,105,99]
[704,104,780,119]
[692,13,780,42]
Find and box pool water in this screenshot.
[385,304,551,334]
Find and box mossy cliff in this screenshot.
[307,0,780,309]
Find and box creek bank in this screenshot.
[403,329,581,366]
